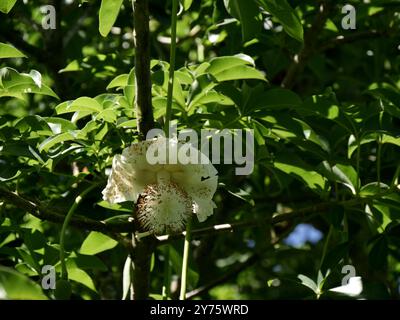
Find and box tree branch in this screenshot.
[154,200,347,244]
[130,0,155,300]
[318,30,386,52]
[133,0,154,139]
[0,187,133,247]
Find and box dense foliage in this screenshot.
[0,0,400,300]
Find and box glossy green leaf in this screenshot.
[348,133,400,158]
[206,54,254,75]
[80,232,118,255]
[39,132,77,152]
[189,91,234,109]
[0,0,17,14]
[97,201,132,213]
[224,0,261,41]
[0,266,48,300]
[0,67,59,99]
[56,97,103,115]
[258,0,304,42]
[181,0,193,11]
[274,152,327,194]
[210,65,266,82]
[44,117,77,134]
[106,74,128,90]
[68,267,97,292]
[99,0,124,37]
[0,42,26,59]
[318,161,358,195]
[15,115,52,136]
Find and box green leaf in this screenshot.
[59,60,81,73]
[0,67,59,99]
[116,118,136,128]
[152,96,183,119]
[258,0,304,42]
[68,268,97,292]
[152,71,186,108]
[38,132,77,152]
[99,0,124,37]
[0,266,48,300]
[297,274,318,293]
[95,109,117,123]
[15,115,52,136]
[44,117,77,134]
[0,0,17,14]
[106,74,128,90]
[97,200,133,213]
[274,152,328,194]
[224,0,261,42]
[56,97,103,115]
[0,42,26,59]
[205,55,266,82]
[318,161,358,195]
[80,232,118,255]
[348,133,400,159]
[299,94,341,121]
[188,91,234,109]
[180,0,193,11]
[360,182,389,197]
[206,54,254,75]
[124,67,136,107]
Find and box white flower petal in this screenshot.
[192,197,217,222]
[102,136,219,227]
[102,155,137,203]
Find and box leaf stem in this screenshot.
[161,0,179,300]
[377,137,382,185]
[179,220,192,300]
[60,184,97,280]
[355,139,361,195]
[319,225,333,272]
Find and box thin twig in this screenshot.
[0,187,133,241]
[318,30,386,52]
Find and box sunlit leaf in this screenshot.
[99,0,124,37]
[0,42,26,59]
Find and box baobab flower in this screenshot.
[102,137,218,234]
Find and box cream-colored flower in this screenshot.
[102,137,218,234]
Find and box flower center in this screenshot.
[136,182,192,234]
